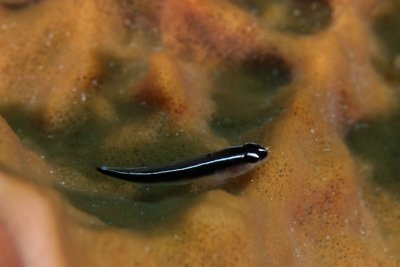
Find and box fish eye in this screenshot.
[245,152,260,163]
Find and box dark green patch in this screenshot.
[347,110,400,196]
[230,0,331,34]
[210,55,290,140]
[372,2,400,83]
[62,189,199,229]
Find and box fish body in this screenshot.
[97,143,268,185]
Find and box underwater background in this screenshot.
[0,0,399,266]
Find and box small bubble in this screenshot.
[81,93,87,102]
[311,2,318,10]
[153,46,162,52]
[124,18,132,26]
[360,228,365,236]
[393,55,400,70]
[292,9,301,17]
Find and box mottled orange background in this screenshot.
[0,0,399,266]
